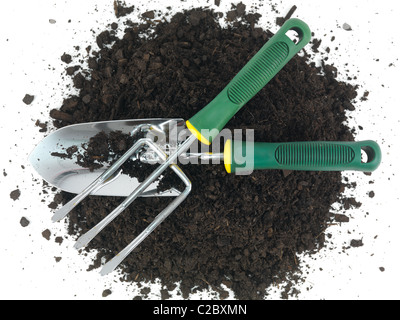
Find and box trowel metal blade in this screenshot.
[28,118,185,197]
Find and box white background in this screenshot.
[0,0,399,300]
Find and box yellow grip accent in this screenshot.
[186,120,211,145]
[224,139,232,173]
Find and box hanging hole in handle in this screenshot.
[361,146,376,164]
[285,28,302,45]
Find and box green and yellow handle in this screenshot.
[186,18,312,145]
[223,140,381,173]
[183,19,382,173]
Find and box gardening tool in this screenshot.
[142,138,382,174]
[30,115,381,195]
[30,18,321,275]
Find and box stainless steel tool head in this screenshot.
[29,118,186,197]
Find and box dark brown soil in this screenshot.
[49,5,362,299]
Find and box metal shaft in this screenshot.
[140,151,224,164]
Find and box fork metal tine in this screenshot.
[100,163,191,276]
[51,135,151,222]
[74,136,195,274]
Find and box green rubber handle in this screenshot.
[224,140,382,173]
[186,18,311,145]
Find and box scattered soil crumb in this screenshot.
[368,191,375,198]
[140,287,151,298]
[343,23,352,31]
[142,11,155,20]
[334,213,350,223]
[48,201,58,209]
[114,0,135,18]
[61,53,72,64]
[10,189,21,201]
[42,229,51,240]
[160,288,171,300]
[350,239,364,248]
[20,217,30,227]
[35,119,48,132]
[361,90,369,101]
[102,289,112,297]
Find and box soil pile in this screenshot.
[50,5,360,299]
